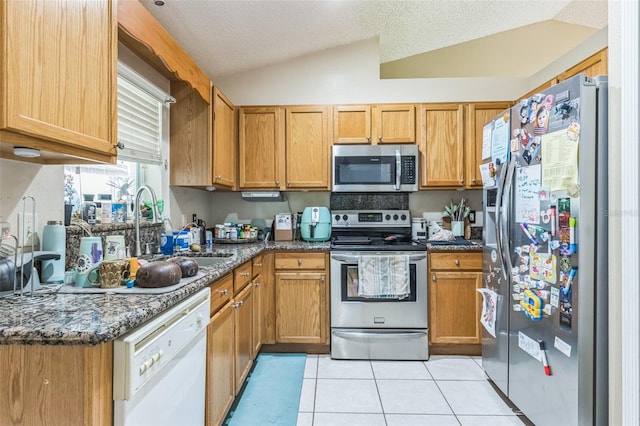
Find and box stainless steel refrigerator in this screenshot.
[481,74,608,425]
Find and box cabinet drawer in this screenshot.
[252,254,264,277]
[429,252,482,271]
[234,261,253,293]
[275,253,326,270]
[208,273,233,316]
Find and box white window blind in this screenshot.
[117,63,171,164]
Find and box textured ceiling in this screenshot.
[138,0,608,80]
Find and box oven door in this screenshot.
[330,252,427,328]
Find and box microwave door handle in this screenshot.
[395,149,401,191]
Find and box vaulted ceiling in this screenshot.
[139,0,608,80]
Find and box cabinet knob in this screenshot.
[255,263,263,267]
[238,300,244,307]
[218,289,228,296]
[432,274,436,281]
[233,302,240,309]
[378,136,382,142]
[298,259,302,266]
[275,180,280,185]
[215,175,222,180]
[243,272,250,278]
[287,180,291,186]
[366,136,371,143]
[460,179,464,184]
[254,282,260,287]
[321,275,325,283]
[455,259,460,266]
[114,141,125,150]
[472,178,476,183]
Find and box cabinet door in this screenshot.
[285,106,330,189]
[234,284,253,391]
[372,104,416,144]
[261,253,276,344]
[275,272,327,344]
[238,107,284,189]
[558,48,608,82]
[206,302,235,426]
[170,81,212,186]
[429,271,482,344]
[419,104,465,187]
[465,102,512,188]
[212,87,236,189]
[333,105,371,144]
[252,273,262,357]
[1,0,117,162]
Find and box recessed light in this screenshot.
[13,147,41,158]
[154,0,165,6]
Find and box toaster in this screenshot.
[300,207,331,242]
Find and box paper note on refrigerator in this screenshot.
[482,122,492,160]
[477,288,497,338]
[491,115,510,164]
[541,128,579,192]
[515,164,542,224]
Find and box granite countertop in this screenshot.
[425,240,483,252]
[0,240,329,346]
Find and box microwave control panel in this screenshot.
[401,156,416,184]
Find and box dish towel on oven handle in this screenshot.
[357,255,410,299]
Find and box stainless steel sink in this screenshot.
[187,252,235,267]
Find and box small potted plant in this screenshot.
[443,198,471,237]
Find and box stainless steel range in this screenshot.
[330,209,428,360]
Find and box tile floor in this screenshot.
[296,355,527,426]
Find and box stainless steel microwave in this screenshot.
[332,144,419,192]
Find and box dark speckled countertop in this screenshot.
[0,241,329,346]
[0,239,485,345]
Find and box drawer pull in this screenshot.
[255,263,263,267]
[432,274,436,281]
[455,259,460,266]
[218,289,228,296]
[298,259,302,266]
[243,272,250,278]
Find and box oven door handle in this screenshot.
[331,254,426,263]
[333,330,427,340]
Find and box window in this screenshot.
[64,61,171,221]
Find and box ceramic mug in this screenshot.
[76,237,103,288]
[87,259,130,288]
[104,235,126,261]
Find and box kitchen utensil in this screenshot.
[87,259,130,288]
[135,261,182,288]
[167,257,199,278]
[41,221,66,282]
[76,237,103,288]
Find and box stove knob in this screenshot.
[335,215,340,222]
[393,214,399,220]
[342,215,348,221]
[385,214,391,221]
[401,214,407,221]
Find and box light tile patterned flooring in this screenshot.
[296,355,526,426]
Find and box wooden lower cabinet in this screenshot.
[234,283,253,391]
[0,343,113,426]
[252,272,263,356]
[275,271,328,344]
[260,253,276,344]
[428,251,483,355]
[206,301,235,426]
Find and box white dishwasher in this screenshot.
[113,288,210,426]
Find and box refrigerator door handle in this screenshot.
[494,160,508,280]
[500,156,517,276]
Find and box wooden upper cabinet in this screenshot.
[333,104,416,145]
[419,103,465,187]
[558,48,608,82]
[333,105,371,144]
[238,107,284,190]
[372,104,416,144]
[465,102,511,188]
[117,0,210,104]
[0,0,117,164]
[169,81,212,186]
[212,87,236,189]
[285,106,331,190]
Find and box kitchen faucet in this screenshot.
[133,185,162,257]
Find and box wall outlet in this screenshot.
[468,210,476,224]
[17,213,38,246]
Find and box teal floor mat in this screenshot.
[224,353,306,426]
